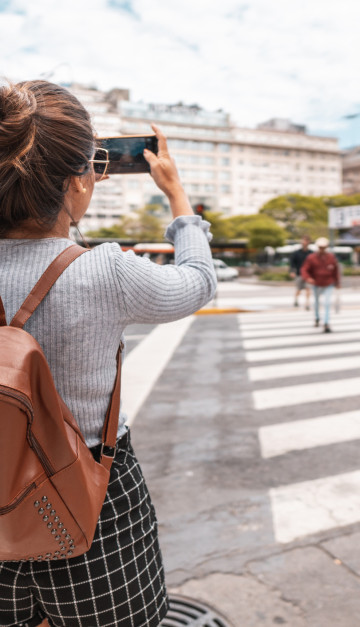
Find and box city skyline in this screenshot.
[0,0,359,148]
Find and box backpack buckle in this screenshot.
[100,443,116,459]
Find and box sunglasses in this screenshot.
[89,147,109,182]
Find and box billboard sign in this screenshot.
[329,205,360,229]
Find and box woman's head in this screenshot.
[0,79,94,236]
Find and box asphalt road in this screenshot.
[122,281,360,626]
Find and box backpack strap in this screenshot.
[8,242,123,471]
[10,244,88,329]
[99,342,124,471]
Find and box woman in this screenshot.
[0,80,216,627]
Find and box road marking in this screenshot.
[239,314,359,328]
[270,469,360,543]
[243,330,360,350]
[122,316,194,425]
[248,354,360,381]
[253,376,360,410]
[259,410,360,458]
[241,308,360,545]
[241,321,360,339]
[245,340,360,362]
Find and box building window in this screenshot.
[221,185,231,193]
[220,170,231,180]
[221,157,230,166]
[198,141,216,151]
[218,143,231,152]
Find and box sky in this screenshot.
[0,0,359,148]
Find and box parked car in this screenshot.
[213,259,238,281]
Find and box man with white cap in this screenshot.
[301,237,340,332]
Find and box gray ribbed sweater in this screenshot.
[0,215,216,447]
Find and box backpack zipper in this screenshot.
[0,385,34,420]
[28,432,56,476]
[0,482,36,515]
[0,385,55,476]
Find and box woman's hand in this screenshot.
[144,124,193,218]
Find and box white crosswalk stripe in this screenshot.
[245,340,360,362]
[239,310,360,544]
[259,410,360,458]
[123,316,194,425]
[270,470,360,544]
[241,321,360,339]
[244,329,360,350]
[253,376,360,410]
[249,355,360,382]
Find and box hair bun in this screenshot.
[0,81,37,175]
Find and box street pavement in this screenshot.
[123,280,360,626]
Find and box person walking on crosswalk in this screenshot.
[289,235,312,309]
[301,237,340,333]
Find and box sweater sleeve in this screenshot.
[111,215,217,324]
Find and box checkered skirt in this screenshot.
[0,430,169,627]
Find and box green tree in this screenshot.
[223,214,287,247]
[202,211,236,240]
[246,216,287,249]
[86,205,165,242]
[322,194,360,208]
[259,194,328,238]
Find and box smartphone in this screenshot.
[96,135,158,174]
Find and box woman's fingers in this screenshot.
[151,123,168,154]
[143,148,158,169]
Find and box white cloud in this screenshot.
[0,0,359,144]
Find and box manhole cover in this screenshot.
[160,594,233,626]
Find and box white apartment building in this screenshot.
[69,84,342,232]
[342,146,360,195]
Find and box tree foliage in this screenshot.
[245,216,287,249]
[259,193,360,240]
[322,194,360,208]
[202,211,236,240]
[223,214,287,248]
[86,205,165,242]
[259,194,328,238]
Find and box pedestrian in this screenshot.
[289,235,312,309]
[301,237,340,333]
[0,80,217,627]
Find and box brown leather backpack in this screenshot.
[0,245,122,562]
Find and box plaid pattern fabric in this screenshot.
[0,431,168,627]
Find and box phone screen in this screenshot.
[97,135,158,174]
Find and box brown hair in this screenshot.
[0,80,94,235]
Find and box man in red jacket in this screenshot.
[301,237,340,333]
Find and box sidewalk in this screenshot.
[170,531,360,626]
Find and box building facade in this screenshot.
[342,146,360,195]
[69,85,342,232]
